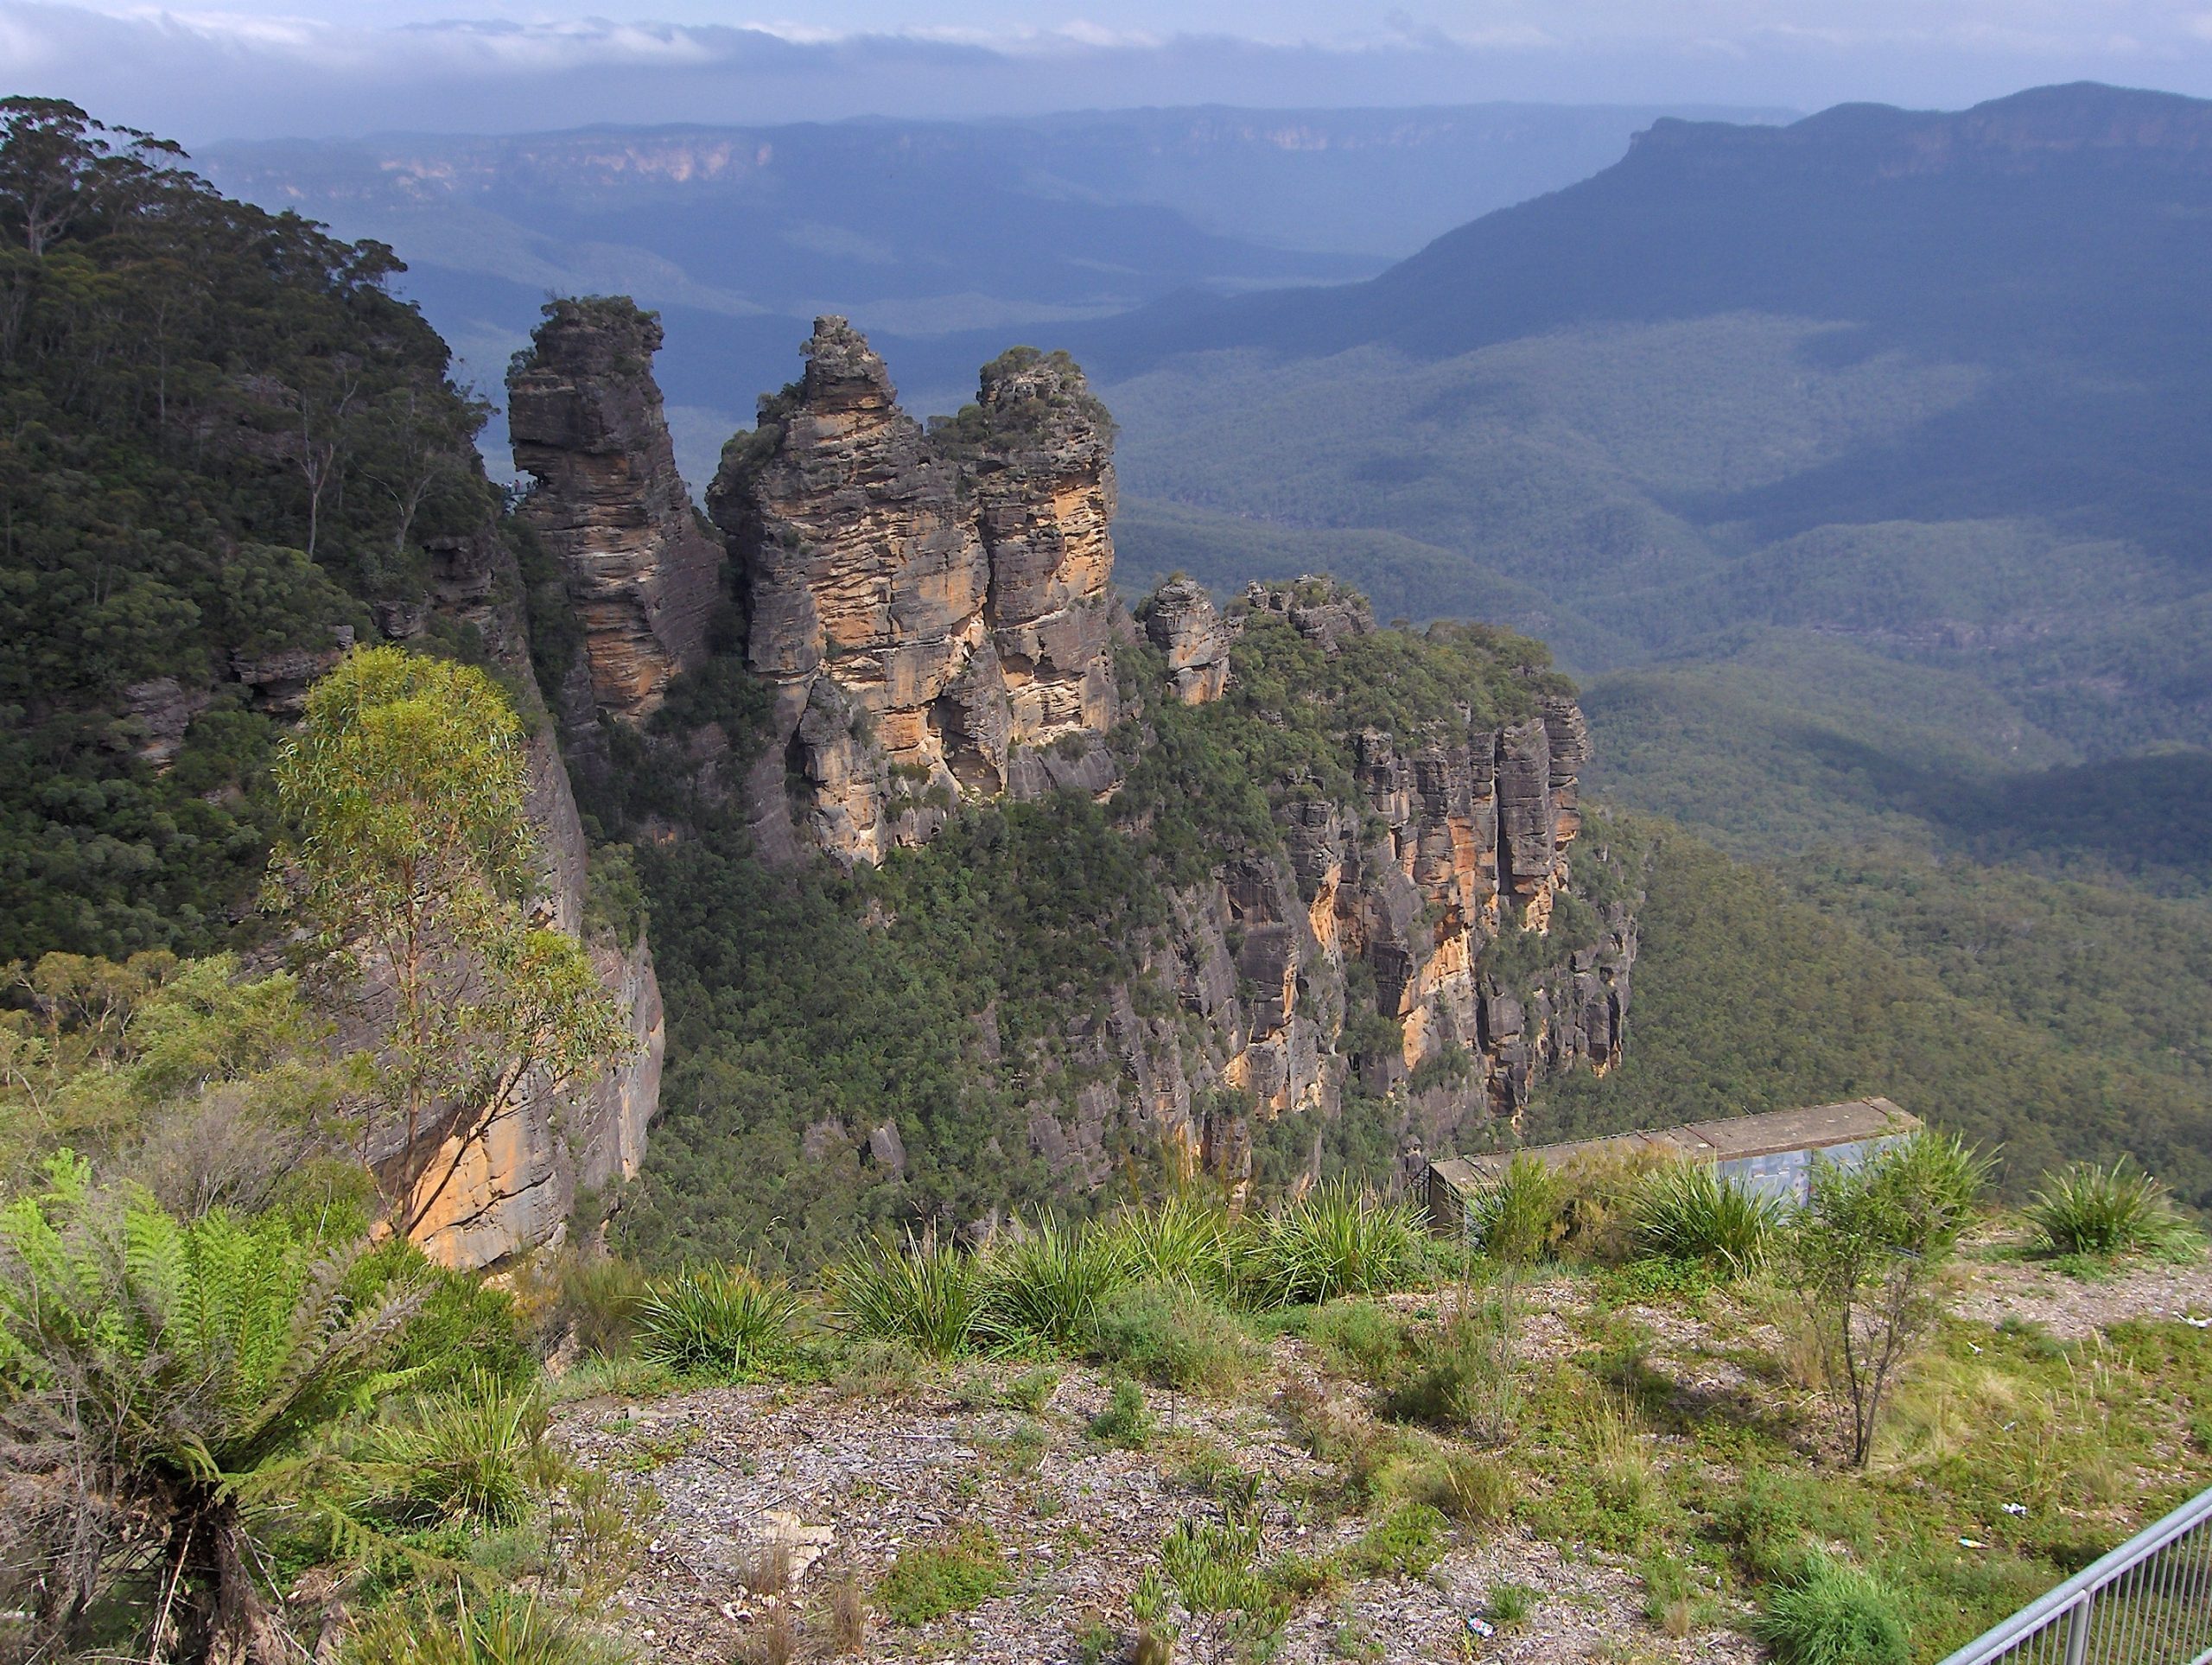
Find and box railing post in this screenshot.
[2063,1590,2093,1665]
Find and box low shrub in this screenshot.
[826,1231,991,1357]
[1090,1377,1155,1448]
[1348,1503,1449,1579]
[1408,1449,1514,1528]
[1751,1553,1910,1665]
[1002,1364,1060,1413]
[874,1525,1006,1626]
[1304,1300,1408,1385]
[1241,1184,1427,1307]
[556,1254,649,1357]
[1551,1147,1674,1264]
[1486,1582,1539,1625]
[2027,1158,2194,1259]
[1632,1162,1780,1277]
[830,1337,926,1400]
[1381,1281,1522,1446]
[634,1266,797,1380]
[1086,1281,1260,1395]
[1468,1154,1560,1265]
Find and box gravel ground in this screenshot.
[1949,1245,2212,1339]
[556,1251,2204,1661]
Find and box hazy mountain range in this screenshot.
[199,99,1788,483]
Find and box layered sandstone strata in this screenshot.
[510,297,721,724]
[1010,576,1632,1195]
[709,321,1122,863]
[1140,578,1230,704]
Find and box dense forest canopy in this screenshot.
[0,98,514,964]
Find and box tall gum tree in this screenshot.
[269,645,627,1241]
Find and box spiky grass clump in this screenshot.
[634,1266,798,1380]
[1093,1191,1245,1297]
[1866,1131,1991,1252]
[981,1218,1130,1347]
[359,1370,548,1527]
[1633,1162,1782,1277]
[1469,1154,1560,1265]
[2027,1158,2194,1259]
[1751,1554,1909,1665]
[346,1593,626,1665]
[826,1232,992,1358]
[1241,1183,1427,1307]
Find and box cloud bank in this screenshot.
[3,0,2211,142]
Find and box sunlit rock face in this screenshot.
[509,297,721,727]
[1139,578,1230,706]
[708,321,1121,864]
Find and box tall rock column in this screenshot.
[709,321,1127,864]
[709,317,993,862]
[960,348,1122,795]
[509,297,722,726]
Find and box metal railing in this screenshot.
[1936,1484,2212,1665]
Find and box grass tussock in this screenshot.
[1631,1161,1781,1276]
[2027,1158,2196,1260]
[1751,1553,1910,1665]
[634,1266,797,1380]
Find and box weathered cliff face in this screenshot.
[1139,578,1230,705]
[509,297,722,727]
[707,321,1121,864]
[399,738,665,1268]
[1006,577,1635,1198]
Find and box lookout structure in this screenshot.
[1427,1096,1920,1232]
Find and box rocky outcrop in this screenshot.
[509,297,722,726]
[1140,578,1230,704]
[1039,577,1636,1191]
[709,322,1122,863]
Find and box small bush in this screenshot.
[875,1525,1006,1626]
[1486,1582,1539,1625]
[556,1254,649,1357]
[830,1337,926,1399]
[1305,1299,1408,1385]
[1002,1364,1060,1413]
[1348,1503,1449,1579]
[2027,1158,2193,1259]
[1087,1281,1260,1395]
[1751,1554,1909,1665]
[827,1232,991,1357]
[1632,1162,1780,1277]
[1408,1449,1514,1528]
[1469,1154,1560,1265]
[1242,1184,1427,1307]
[634,1266,797,1380]
[1381,1281,1522,1446]
[1090,1377,1155,1448]
[1551,1147,1674,1264]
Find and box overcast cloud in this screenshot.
[4,0,2211,142]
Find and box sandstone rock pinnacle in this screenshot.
[708,320,1122,863]
[509,296,723,725]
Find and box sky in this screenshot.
[4,0,2212,143]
